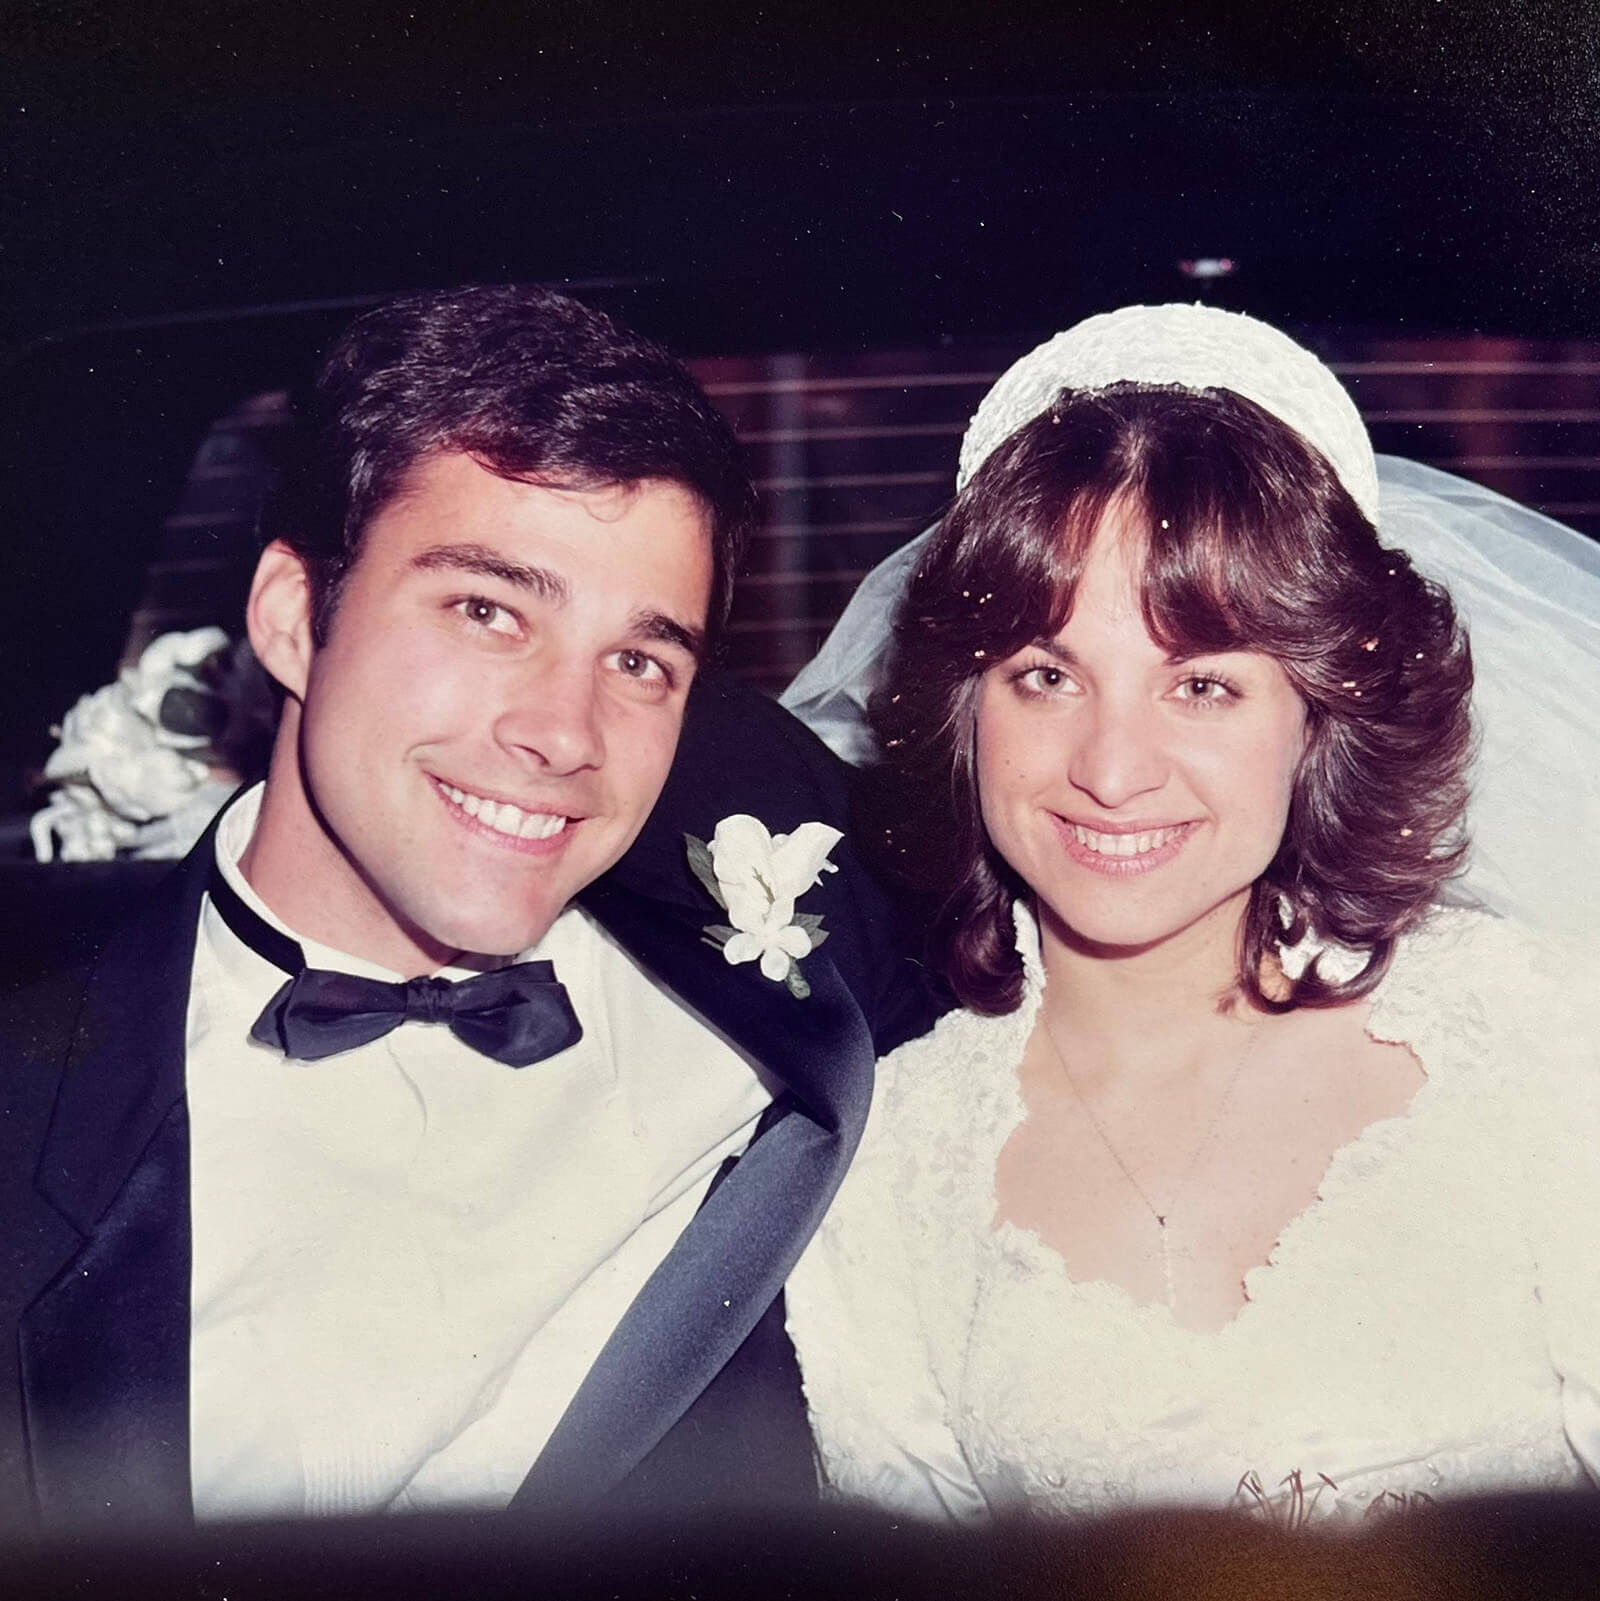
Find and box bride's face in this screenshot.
[975,506,1308,959]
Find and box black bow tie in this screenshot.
[209,868,583,1068]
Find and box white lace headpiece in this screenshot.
[956,303,1381,523]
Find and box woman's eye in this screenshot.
[1175,675,1233,704]
[1015,663,1076,695]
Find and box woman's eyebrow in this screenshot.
[410,543,567,602]
[1163,646,1241,666]
[1025,636,1079,664]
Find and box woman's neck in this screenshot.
[1032,892,1260,1077]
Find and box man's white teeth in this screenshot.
[1072,823,1185,857]
[441,784,567,840]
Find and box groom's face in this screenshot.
[253,450,713,972]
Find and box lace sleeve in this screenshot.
[785,1044,990,1521]
[1517,999,1600,1484]
[1461,919,1600,1486]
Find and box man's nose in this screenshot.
[493,658,604,774]
[1066,694,1167,810]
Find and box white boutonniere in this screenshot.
[686,813,843,997]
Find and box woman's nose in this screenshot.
[1066,695,1168,810]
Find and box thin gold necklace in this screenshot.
[1038,1011,1264,1311]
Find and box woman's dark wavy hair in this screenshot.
[867,384,1474,1015]
[261,284,757,647]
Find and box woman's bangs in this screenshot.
[960,488,1105,660]
[1136,501,1258,659]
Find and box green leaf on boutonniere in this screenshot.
[784,965,812,1000]
[793,911,826,934]
[684,833,726,909]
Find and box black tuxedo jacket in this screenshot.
[0,674,941,1534]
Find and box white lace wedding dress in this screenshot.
[786,904,1600,1525]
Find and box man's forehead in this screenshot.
[349,454,710,633]
[381,450,709,522]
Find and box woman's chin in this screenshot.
[1034,887,1251,964]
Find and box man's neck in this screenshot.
[237,764,464,980]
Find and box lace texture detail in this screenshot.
[788,905,1600,1523]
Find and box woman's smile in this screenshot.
[1052,815,1199,876]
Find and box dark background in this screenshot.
[7,0,1600,351]
[4,0,1599,813]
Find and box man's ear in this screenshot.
[247,540,316,700]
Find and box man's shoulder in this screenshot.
[665,670,853,832]
[0,862,168,1121]
[603,673,851,904]
[0,860,174,995]
[1,848,203,1297]
[0,850,206,1092]
[0,923,96,1333]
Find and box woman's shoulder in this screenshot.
[1384,903,1564,1013]
[1373,903,1590,1091]
[872,902,1045,1122]
[869,993,1028,1151]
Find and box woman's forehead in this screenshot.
[1071,517,1148,625]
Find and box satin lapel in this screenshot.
[20,843,210,1526]
[513,878,874,1509]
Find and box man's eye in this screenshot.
[456,597,518,635]
[614,648,669,683]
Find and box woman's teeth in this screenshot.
[1071,823,1186,857]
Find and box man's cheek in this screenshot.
[378,644,486,739]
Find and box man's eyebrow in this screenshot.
[410,543,568,602]
[411,545,705,661]
[632,610,707,664]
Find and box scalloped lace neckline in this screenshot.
[983,906,1442,1340]
[987,1086,1430,1341]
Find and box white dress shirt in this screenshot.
[187,787,772,1518]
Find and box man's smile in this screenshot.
[432,777,580,849]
